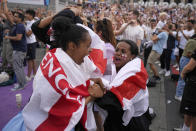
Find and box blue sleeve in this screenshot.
[16,24,25,35]
[157,32,165,40]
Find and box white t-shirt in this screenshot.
[178,29,194,49]
[142,25,156,41]
[121,24,144,43]
[25,20,37,44]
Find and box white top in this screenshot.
[142,25,156,41]
[156,20,166,29]
[25,20,37,44]
[121,24,144,43]
[103,43,115,81]
[178,29,194,49]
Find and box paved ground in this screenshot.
[147,63,183,131]
[149,76,168,131]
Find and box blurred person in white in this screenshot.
[155,12,167,31]
[25,9,37,81]
[178,20,195,59]
[113,13,124,41]
[93,18,116,131]
[143,19,157,67]
[159,23,177,77]
[95,18,116,81]
[115,10,144,51]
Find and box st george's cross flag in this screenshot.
[104,58,149,126]
[22,48,97,131]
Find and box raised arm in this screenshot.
[0,1,7,19]
[114,23,129,36]
[37,15,54,28]
[3,0,14,25]
[0,1,3,14]
[38,7,81,29]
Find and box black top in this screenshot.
[31,19,51,44]
[95,91,151,131]
[186,49,196,80]
[95,91,125,131]
[167,33,175,50]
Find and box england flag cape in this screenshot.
[22,48,97,131]
[103,57,149,126]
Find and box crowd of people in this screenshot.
[0,0,196,131]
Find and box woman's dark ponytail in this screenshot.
[51,16,89,51]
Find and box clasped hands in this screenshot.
[88,78,106,98]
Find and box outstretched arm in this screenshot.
[37,7,81,29]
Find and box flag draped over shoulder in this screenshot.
[77,24,107,75]
[22,48,96,131]
[107,58,149,126]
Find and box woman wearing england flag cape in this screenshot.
[31,7,107,76]
[95,40,151,131]
[3,16,104,131]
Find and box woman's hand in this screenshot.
[90,78,106,94]
[88,84,104,98]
